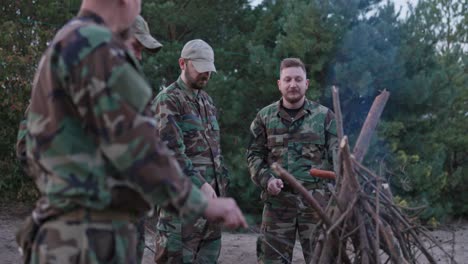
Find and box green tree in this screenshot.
[324,1,403,138]
[0,0,78,200]
[372,0,467,220]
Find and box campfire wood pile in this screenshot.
[272,87,455,264]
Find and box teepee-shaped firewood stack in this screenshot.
[272,87,454,264]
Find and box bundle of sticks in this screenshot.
[272,87,454,263]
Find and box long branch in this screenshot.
[353,90,390,163]
[271,163,331,226]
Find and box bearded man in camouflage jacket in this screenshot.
[247,58,338,264]
[151,39,229,263]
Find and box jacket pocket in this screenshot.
[267,137,285,164]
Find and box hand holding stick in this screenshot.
[271,162,332,227]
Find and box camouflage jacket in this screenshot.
[151,77,229,197]
[22,11,206,222]
[16,105,29,171]
[247,99,338,190]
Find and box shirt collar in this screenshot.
[176,77,199,100]
[275,98,317,116]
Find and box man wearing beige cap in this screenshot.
[126,14,163,264]
[151,39,229,263]
[126,15,163,60]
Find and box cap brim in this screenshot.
[135,33,163,53]
[191,60,217,73]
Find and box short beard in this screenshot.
[184,71,207,90]
[191,82,204,90]
[283,94,304,105]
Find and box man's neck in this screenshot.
[79,3,120,33]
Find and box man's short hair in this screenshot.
[280,58,306,73]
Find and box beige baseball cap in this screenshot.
[132,15,163,53]
[181,39,216,73]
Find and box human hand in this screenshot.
[203,198,248,229]
[267,178,283,196]
[200,182,217,199]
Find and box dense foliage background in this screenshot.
[1,0,466,222]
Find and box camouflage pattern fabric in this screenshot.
[30,218,138,264]
[16,105,29,171]
[247,99,337,263]
[151,78,227,263]
[17,10,207,263]
[155,210,221,263]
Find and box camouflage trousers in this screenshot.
[29,217,138,264]
[257,187,329,264]
[154,209,221,264]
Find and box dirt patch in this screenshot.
[2,204,467,264]
[141,232,305,264]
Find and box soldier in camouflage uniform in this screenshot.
[125,14,163,264]
[15,1,246,263]
[246,58,338,264]
[151,39,229,263]
[15,14,162,264]
[15,15,162,169]
[125,15,163,60]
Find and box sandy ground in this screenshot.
[141,230,306,264]
[1,203,467,264]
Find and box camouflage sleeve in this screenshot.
[152,93,207,188]
[210,96,230,181]
[15,105,30,171]
[325,110,339,171]
[16,119,28,167]
[211,98,231,191]
[66,36,207,221]
[246,114,274,190]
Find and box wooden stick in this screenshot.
[362,201,405,263]
[375,174,382,264]
[271,163,332,227]
[332,86,344,186]
[271,162,351,264]
[332,86,344,141]
[353,90,390,163]
[326,194,357,236]
[357,212,370,264]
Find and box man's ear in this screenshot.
[178,58,186,70]
[277,79,281,90]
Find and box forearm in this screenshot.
[99,114,207,221]
[176,153,207,188]
[83,56,207,220]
